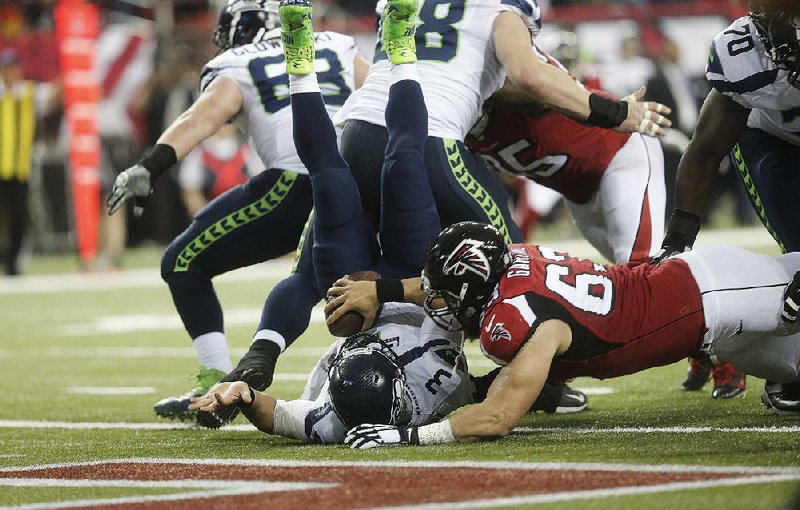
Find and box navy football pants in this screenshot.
[340,120,524,244]
[732,128,800,253]
[161,169,312,339]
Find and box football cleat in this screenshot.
[154,366,226,421]
[279,0,314,75]
[382,0,418,65]
[197,362,275,429]
[761,381,800,416]
[710,362,746,399]
[681,354,712,392]
[530,383,587,414]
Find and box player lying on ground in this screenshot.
[105,0,370,424]
[328,221,800,447]
[652,1,800,411]
[188,0,583,441]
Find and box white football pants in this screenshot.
[678,246,800,383]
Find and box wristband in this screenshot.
[376,279,404,303]
[137,143,177,180]
[238,385,257,409]
[587,93,628,128]
[665,209,702,250]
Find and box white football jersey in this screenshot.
[200,31,359,174]
[335,0,541,141]
[706,16,800,146]
[280,303,474,444]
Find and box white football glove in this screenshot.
[345,424,416,449]
[106,164,153,217]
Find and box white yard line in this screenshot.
[57,308,327,336]
[0,478,335,510]
[0,259,295,296]
[574,387,613,395]
[514,426,800,434]
[0,420,798,435]
[382,474,800,510]
[3,457,799,475]
[0,346,329,359]
[65,387,156,395]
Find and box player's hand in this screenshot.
[106,164,153,217]
[649,246,680,265]
[651,210,702,265]
[618,86,672,137]
[325,277,380,332]
[345,424,415,449]
[188,381,251,412]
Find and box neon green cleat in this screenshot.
[279,0,315,75]
[153,366,226,421]
[382,0,418,65]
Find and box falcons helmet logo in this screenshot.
[490,323,512,343]
[443,239,491,281]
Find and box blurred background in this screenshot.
[0,0,755,276]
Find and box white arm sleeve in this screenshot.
[272,399,318,442]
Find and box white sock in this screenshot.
[193,332,233,372]
[390,63,419,85]
[252,329,287,353]
[289,73,320,95]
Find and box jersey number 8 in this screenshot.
[374,0,465,63]
[248,48,350,114]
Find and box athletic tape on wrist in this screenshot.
[415,420,456,445]
[138,143,177,180]
[376,279,404,303]
[587,94,628,128]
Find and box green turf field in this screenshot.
[1,229,799,509]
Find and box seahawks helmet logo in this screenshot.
[443,239,491,281]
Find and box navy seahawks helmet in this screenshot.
[422,222,511,333]
[328,333,412,430]
[213,0,280,50]
[751,9,800,88]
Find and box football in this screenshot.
[326,270,381,337]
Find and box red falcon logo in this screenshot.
[490,322,512,343]
[443,239,491,281]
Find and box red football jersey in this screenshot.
[479,244,706,382]
[466,49,631,205]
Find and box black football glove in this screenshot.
[345,424,419,449]
[651,209,702,265]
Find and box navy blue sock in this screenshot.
[255,271,322,348]
[380,79,441,277]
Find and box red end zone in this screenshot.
[1,459,797,509]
